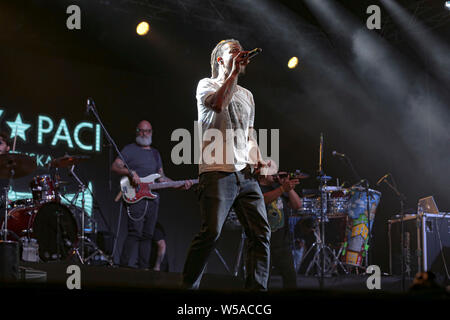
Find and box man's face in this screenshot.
[260,174,275,185]
[135,121,153,147]
[219,42,246,75]
[0,137,10,155]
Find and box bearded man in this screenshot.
[112,120,191,269]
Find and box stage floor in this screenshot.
[0,261,447,316]
[15,261,414,291]
[10,260,449,294]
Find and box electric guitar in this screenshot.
[120,173,198,204]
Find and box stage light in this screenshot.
[136,21,150,36]
[288,57,299,69]
[445,1,450,10]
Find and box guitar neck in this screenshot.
[145,179,198,190]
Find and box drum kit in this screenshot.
[285,134,383,281]
[0,153,113,265]
[289,184,382,276]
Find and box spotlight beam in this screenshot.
[303,0,450,189]
[380,0,450,87]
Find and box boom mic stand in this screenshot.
[85,98,137,265]
[86,98,134,177]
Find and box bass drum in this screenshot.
[4,202,78,261]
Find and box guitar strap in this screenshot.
[152,149,162,174]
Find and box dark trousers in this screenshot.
[120,198,159,269]
[270,229,297,288]
[182,168,271,290]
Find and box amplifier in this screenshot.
[388,213,450,277]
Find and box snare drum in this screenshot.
[342,188,381,267]
[30,175,59,203]
[297,197,320,216]
[9,198,34,209]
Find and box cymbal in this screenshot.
[0,153,37,179]
[322,186,343,192]
[55,180,70,186]
[50,155,90,168]
[296,172,310,179]
[276,171,310,179]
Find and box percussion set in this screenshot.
[0,153,112,265]
[289,184,382,274]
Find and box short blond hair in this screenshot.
[210,39,241,78]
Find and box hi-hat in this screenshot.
[50,155,90,168]
[0,153,36,179]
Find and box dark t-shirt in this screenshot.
[121,143,163,178]
[260,183,291,248]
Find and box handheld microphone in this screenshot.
[243,48,262,59]
[332,150,346,158]
[376,173,390,185]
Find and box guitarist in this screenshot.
[111,120,192,269]
[259,171,302,288]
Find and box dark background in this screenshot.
[0,0,448,273]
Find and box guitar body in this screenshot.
[120,174,199,204]
[120,173,161,204]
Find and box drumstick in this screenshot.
[12,126,18,151]
[114,191,123,202]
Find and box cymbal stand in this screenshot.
[303,176,348,279]
[306,134,350,287]
[233,228,246,277]
[1,167,14,241]
[213,248,231,274]
[69,164,113,266]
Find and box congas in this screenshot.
[342,188,381,267]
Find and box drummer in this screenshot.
[258,169,302,288]
[0,132,11,155]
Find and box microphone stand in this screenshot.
[317,133,330,289]
[363,179,372,267]
[86,98,133,265]
[340,154,361,183]
[2,168,14,241]
[381,175,406,292]
[86,100,133,177]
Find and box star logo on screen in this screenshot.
[6,113,32,141]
